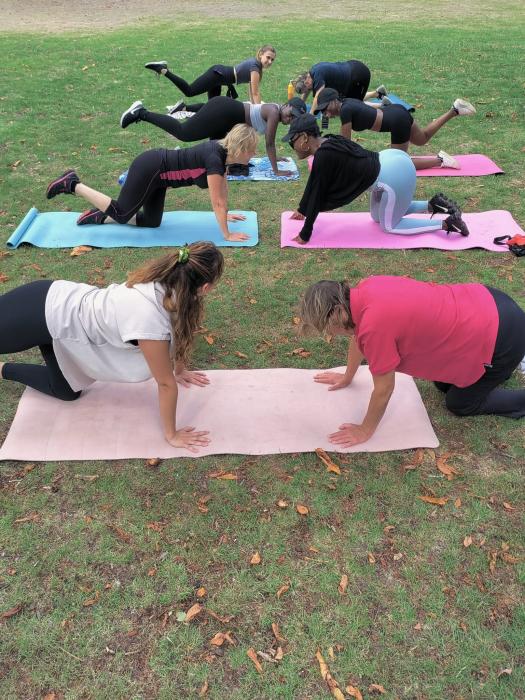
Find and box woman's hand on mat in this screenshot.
[167,426,211,453]
[224,231,251,241]
[328,423,373,448]
[227,213,247,222]
[290,210,305,220]
[175,369,210,388]
[314,372,352,391]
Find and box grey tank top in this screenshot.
[248,103,280,134]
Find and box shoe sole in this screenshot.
[453,99,476,115]
[120,101,143,128]
[46,169,76,199]
[145,62,167,71]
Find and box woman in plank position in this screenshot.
[283,114,469,244]
[144,44,277,104]
[120,96,307,178]
[45,124,258,241]
[0,242,225,453]
[313,88,476,170]
[299,276,525,447]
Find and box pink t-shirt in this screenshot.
[350,276,499,387]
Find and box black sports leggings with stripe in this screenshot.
[140,96,246,142]
[0,280,80,400]
[164,65,237,100]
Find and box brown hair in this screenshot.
[256,45,277,62]
[300,280,354,335]
[293,72,310,96]
[126,242,224,364]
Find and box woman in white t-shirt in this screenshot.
[0,242,222,453]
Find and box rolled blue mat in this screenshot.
[6,208,258,249]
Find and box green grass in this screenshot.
[1,10,524,700]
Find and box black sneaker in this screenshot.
[167,100,186,115]
[443,214,469,237]
[428,193,461,217]
[46,169,79,199]
[77,208,106,225]
[145,61,168,74]
[120,100,144,129]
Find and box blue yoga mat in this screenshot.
[6,208,259,249]
[369,93,414,112]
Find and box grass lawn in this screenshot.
[0,7,524,700]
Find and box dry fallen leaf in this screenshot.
[501,553,519,565]
[316,650,346,700]
[14,512,40,524]
[497,668,512,678]
[367,553,376,564]
[70,245,93,257]
[338,574,348,595]
[272,622,286,642]
[234,351,248,359]
[291,347,311,358]
[346,685,363,700]
[247,647,263,673]
[454,498,462,508]
[107,524,133,543]
[488,550,498,573]
[275,646,284,661]
[198,680,209,697]
[185,603,203,622]
[296,504,309,515]
[208,471,238,480]
[207,610,234,624]
[436,453,460,480]
[276,583,290,599]
[210,632,227,646]
[315,448,342,474]
[1,603,24,620]
[402,448,425,471]
[43,694,57,700]
[368,684,386,695]
[277,499,289,509]
[418,495,449,506]
[250,552,262,565]
[145,457,161,468]
[502,502,515,512]
[203,335,215,345]
[196,587,207,598]
[463,535,473,548]
[83,590,100,607]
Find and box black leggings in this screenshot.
[345,60,371,101]
[164,65,237,100]
[141,96,246,141]
[434,287,525,418]
[105,149,167,227]
[0,280,81,401]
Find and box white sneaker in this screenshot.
[438,150,460,169]
[453,98,476,116]
[166,100,185,115]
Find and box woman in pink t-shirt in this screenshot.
[300,276,525,447]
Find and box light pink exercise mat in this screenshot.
[281,210,525,250]
[0,367,438,461]
[306,154,504,176]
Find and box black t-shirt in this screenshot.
[310,61,352,94]
[297,135,380,242]
[339,99,377,131]
[160,141,227,189]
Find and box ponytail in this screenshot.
[300,280,353,335]
[127,242,224,364]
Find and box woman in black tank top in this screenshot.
[315,88,477,170]
[143,45,276,104]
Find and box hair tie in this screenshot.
[178,244,190,264]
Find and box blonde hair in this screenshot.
[126,242,224,364]
[300,281,354,335]
[256,44,277,62]
[219,124,258,160]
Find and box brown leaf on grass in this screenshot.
[247,647,263,673]
[147,521,167,533]
[250,552,262,565]
[198,680,209,697]
[463,535,473,548]
[383,525,395,533]
[418,495,449,506]
[271,622,286,642]
[83,590,100,607]
[275,646,284,660]
[315,448,341,474]
[196,587,207,598]
[43,694,57,700]
[147,568,157,577]
[346,686,363,700]
[70,245,93,257]
[277,499,289,508]
[1,603,24,620]
[234,351,248,359]
[74,473,99,482]
[145,457,161,468]
[210,631,234,646]
[402,448,425,471]
[208,471,238,480]
[0,273,9,284]
[107,524,133,543]
[14,512,40,524]
[502,501,515,511]
[11,160,21,168]
[497,668,512,677]
[454,498,462,508]
[185,603,203,622]
[368,684,386,694]
[315,650,346,700]
[488,550,498,573]
[207,610,234,624]
[367,553,376,564]
[291,347,311,358]
[276,583,290,599]
[296,504,309,515]
[501,553,519,565]
[436,453,460,480]
[292,316,301,325]
[203,335,215,345]
[338,574,348,595]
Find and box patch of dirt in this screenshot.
[1,0,522,32]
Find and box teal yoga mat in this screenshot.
[7,208,258,249]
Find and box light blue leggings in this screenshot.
[370,149,443,234]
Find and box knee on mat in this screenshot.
[53,387,82,401]
[136,212,162,228]
[106,201,134,225]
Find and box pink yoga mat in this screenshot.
[281,210,524,250]
[306,154,503,176]
[0,368,438,461]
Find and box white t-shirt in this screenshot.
[45,280,172,391]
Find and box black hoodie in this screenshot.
[297,135,380,242]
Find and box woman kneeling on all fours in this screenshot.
[300,276,525,448]
[283,114,470,244]
[0,243,223,453]
[45,124,258,242]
